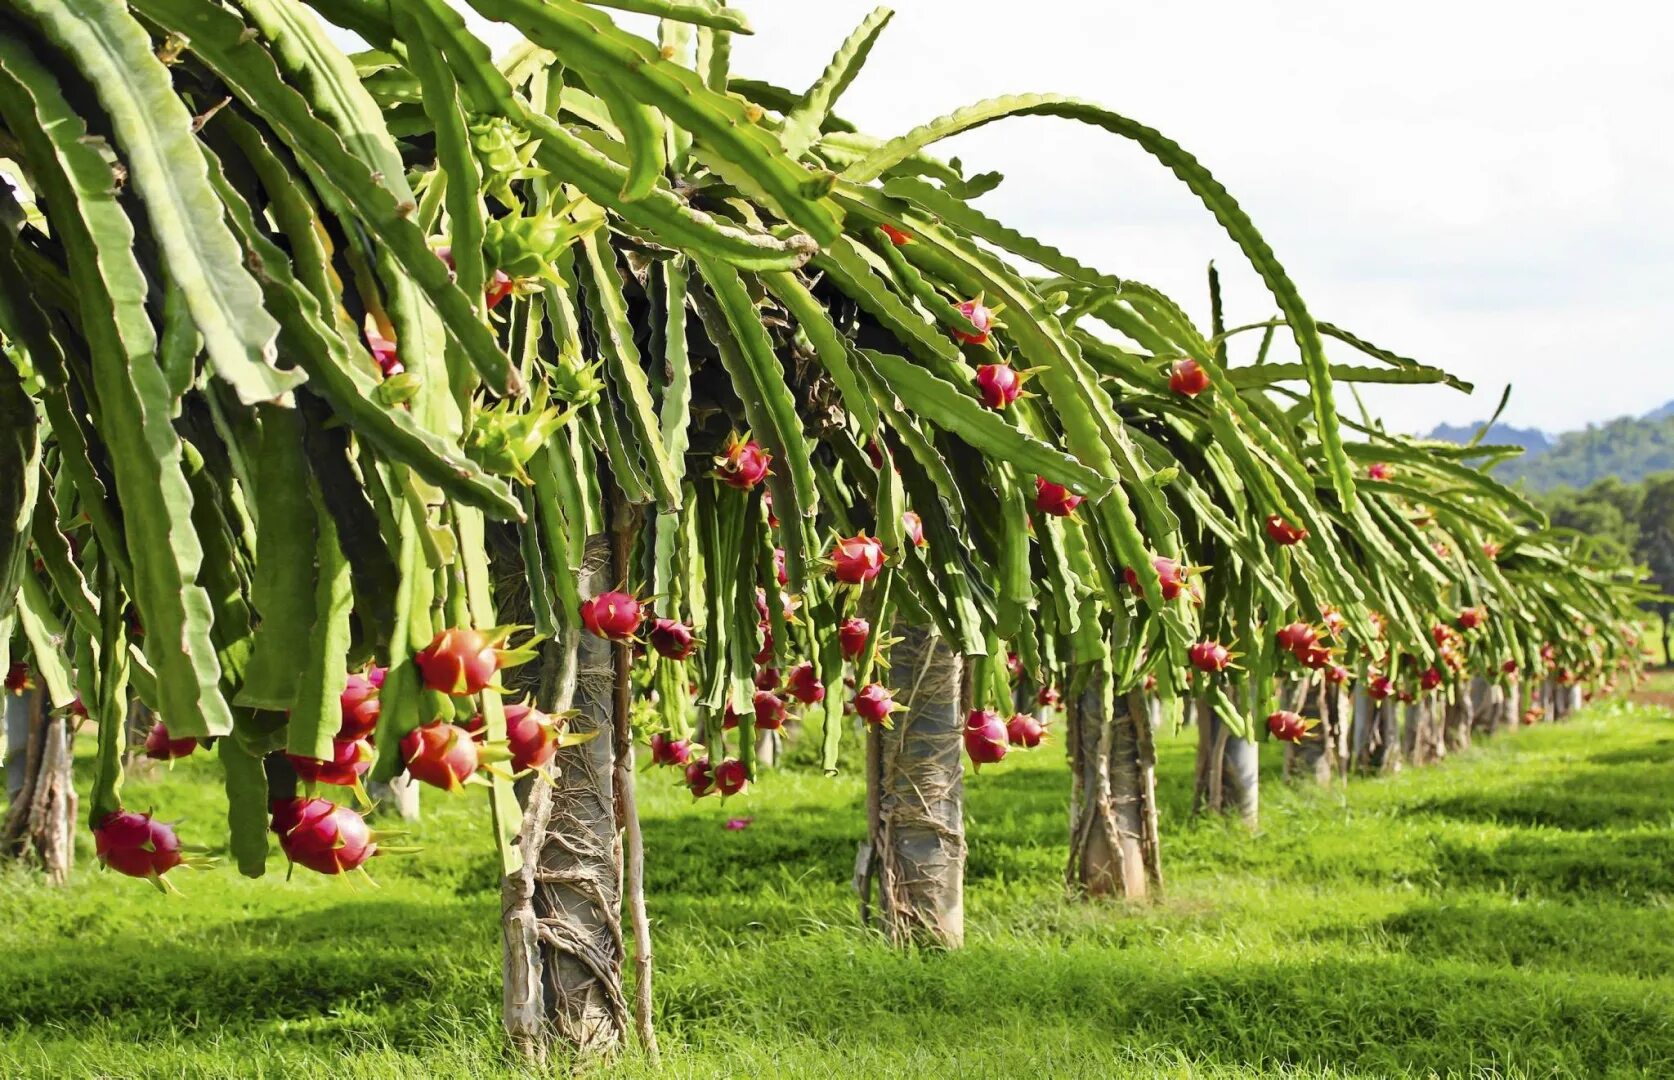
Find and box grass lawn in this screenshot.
[2,676,1671,1078]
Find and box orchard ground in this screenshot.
[2,678,1672,1079]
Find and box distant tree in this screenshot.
[1540,481,1639,562]
[1585,476,1646,524]
[1635,473,1674,664]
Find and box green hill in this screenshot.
[1427,403,1674,491]
[1425,421,1553,458]
[1497,413,1674,491]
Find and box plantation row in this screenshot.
[0,0,1650,1065]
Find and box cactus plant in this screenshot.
[0,0,1653,1065]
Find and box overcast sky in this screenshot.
[456,2,1674,435]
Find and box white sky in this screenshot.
[457,1,1674,435]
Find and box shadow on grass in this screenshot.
[1588,735,1674,766]
[651,934,1674,1077]
[0,899,495,1032]
[1410,745,1674,833]
[7,893,1671,1076]
[4,708,1671,1077]
[1303,897,1674,978]
[1430,830,1674,902]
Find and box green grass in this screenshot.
[2,680,1672,1079]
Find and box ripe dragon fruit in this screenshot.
[1275,622,1319,655]
[400,721,480,792]
[752,690,788,732]
[1168,358,1210,397]
[503,702,563,772]
[902,511,927,549]
[784,662,827,705]
[270,797,379,875]
[952,297,994,345]
[963,709,1009,768]
[648,617,697,660]
[1034,476,1083,517]
[287,737,374,788]
[338,671,382,741]
[685,758,716,797]
[1266,710,1311,743]
[714,758,749,797]
[1188,640,1233,674]
[1125,557,1193,603]
[414,628,507,695]
[1264,514,1308,546]
[1297,643,1333,670]
[839,618,871,660]
[580,592,644,641]
[143,721,197,761]
[829,534,886,585]
[853,683,900,728]
[1005,712,1044,748]
[715,434,772,490]
[975,362,1023,409]
[93,810,192,885]
[649,733,692,767]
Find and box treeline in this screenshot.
[1538,472,1674,654]
[1499,411,1674,492]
